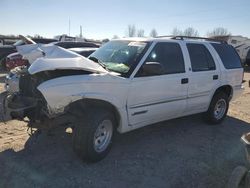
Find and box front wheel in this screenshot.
[72,108,115,162]
[227,166,248,188]
[204,92,229,124]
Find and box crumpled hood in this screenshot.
[28,57,107,75]
[16,44,107,75]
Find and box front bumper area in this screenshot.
[1,92,75,130]
[2,93,38,121]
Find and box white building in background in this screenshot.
[212,35,250,65]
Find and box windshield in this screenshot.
[89,40,148,74]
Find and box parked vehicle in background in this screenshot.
[3,36,244,162]
[0,35,57,70]
[68,47,98,57]
[0,39,4,46]
[211,35,250,66]
[54,41,100,49]
[0,36,20,46]
[5,52,29,71]
[5,46,98,71]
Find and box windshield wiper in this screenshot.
[89,56,109,71]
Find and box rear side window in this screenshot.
[187,43,216,72]
[211,43,242,69]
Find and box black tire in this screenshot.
[244,171,250,188]
[227,166,248,188]
[204,91,229,124]
[72,108,115,162]
[246,58,250,66]
[0,58,7,71]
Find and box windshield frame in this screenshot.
[89,40,151,78]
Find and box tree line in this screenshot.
[122,25,231,38]
[1,26,231,40]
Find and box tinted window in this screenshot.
[211,43,242,69]
[139,42,185,76]
[187,43,216,72]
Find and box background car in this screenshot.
[53,41,100,49]
[5,46,98,71]
[5,52,29,71]
[0,35,57,70]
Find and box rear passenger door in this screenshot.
[186,43,220,113]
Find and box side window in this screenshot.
[211,43,242,69]
[136,42,185,77]
[187,43,216,72]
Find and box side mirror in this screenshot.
[142,62,165,76]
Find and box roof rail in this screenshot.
[155,35,227,44]
[155,35,175,38]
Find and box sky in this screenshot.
[0,0,250,39]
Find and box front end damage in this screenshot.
[3,69,94,130]
[4,71,64,129]
[2,43,107,130]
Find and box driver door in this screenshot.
[127,42,188,127]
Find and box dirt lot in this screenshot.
[0,71,250,188]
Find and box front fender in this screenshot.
[37,74,130,133]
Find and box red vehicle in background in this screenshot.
[4,35,35,71]
[5,41,98,71]
[5,52,29,71]
[5,47,97,71]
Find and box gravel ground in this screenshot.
[0,70,250,188]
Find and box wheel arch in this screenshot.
[213,85,233,101]
[67,98,122,128]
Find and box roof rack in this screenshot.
[155,35,227,44]
[155,35,175,38]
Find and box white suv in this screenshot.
[3,36,244,162]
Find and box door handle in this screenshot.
[213,75,219,80]
[181,78,189,84]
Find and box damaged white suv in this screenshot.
[3,37,244,162]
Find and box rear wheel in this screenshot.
[72,108,115,162]
[204,92,229,124]
[246,59,250,67]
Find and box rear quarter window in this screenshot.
[211,43,242,69]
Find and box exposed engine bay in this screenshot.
[3,43,106,129]
[4,69,91,122]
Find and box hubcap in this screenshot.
[214,99,227,120]
[94,119,113,153]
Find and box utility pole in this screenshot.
[80,25,83,38]
[68,18,71,36]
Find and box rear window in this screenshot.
[211,43,242,69]
[187,43,216,72]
